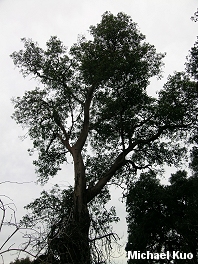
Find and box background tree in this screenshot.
[126,170,198,264]
[11,12,198,263]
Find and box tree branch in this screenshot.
[87,123,189,202]
[125,160,151,172]
[0,200,5,233]
[74,84,96,150]
[86,150,128,202]
[89,232,118,242]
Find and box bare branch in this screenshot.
[0,181,33,185]
[0,227,19,251]
[0,200,5,233]
[89,232,118,242]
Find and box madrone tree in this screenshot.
[11,12,198,263]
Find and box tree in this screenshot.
[126,170,198,264]
[11,12,198,263]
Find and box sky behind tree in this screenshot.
[0,1,197,263]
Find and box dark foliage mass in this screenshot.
[10,257,32,264]
[8,11,198,264]
[126,170,198,264]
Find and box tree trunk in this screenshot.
[49,213,90,264]
[70,149,90,264]
[47,149,90,264]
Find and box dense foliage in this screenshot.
[126,170,198,264]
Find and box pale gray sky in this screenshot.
[0,1,197,263]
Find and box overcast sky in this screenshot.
[0,1,198,263]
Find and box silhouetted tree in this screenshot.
[11,12,198,263]
[126,169,198,263]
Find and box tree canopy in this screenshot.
[126,169,198,264]
[10,11,198,264]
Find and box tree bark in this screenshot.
[70,148,90,264]
[48,147,90,264]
